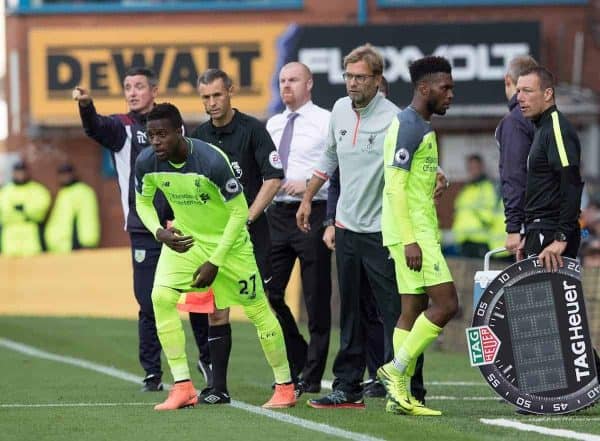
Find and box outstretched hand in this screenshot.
[72,86,92,107]
[156,227,194,253]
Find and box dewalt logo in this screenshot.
[28,25,287,125]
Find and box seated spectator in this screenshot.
[45,163,100,253]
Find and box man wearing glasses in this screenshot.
[296,44,426,408]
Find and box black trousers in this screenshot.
[332,228,425,399]
[130,232,163,377]
[188,213,273,365]
[267,201,332,384]
[524,228,580,258]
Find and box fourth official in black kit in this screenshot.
[515,66,583,269]
[190,68,283,403]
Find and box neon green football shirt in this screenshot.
[382,107,440,247]
[135,137,249,267]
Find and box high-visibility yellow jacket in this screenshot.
[44,181,100,253]
[452,177,501,247]
[0,181,51,256]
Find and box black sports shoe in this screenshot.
[197,359,213,388]
[307,390,365,409]
[297,380,321,394]
[141,374,163,392]
[294,381,306,399]
[362,379,386,398]
[272,381,310,399]
[198,388,231,404]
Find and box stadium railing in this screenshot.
[7,0,303,15]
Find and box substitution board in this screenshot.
[467,257,599,414]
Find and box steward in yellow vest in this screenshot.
[45,163,100,253]
[0,161,51,256]
[452,155,504,258]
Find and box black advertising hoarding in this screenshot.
[271,22,540,112]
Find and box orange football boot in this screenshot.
[154,380,198,411]
[262,383,296,409]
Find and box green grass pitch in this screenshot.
[1,316,599,441]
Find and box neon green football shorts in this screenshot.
[389,240,453,295]
[154,238,265,309]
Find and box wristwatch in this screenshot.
[554,231,568,242]
[323,219,335,228]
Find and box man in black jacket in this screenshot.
[75,67,210,391]
[516,66,584,269]
[189,68,283,403]
[495,55,538,255]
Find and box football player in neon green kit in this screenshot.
[135,103,295,410]
[378,56,459,416]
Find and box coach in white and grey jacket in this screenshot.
[297,45,426,407]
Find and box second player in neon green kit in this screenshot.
[135,103,295,411]
[378,56,459,416]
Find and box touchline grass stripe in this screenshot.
[481,418,600,441]
[0,338,384,441]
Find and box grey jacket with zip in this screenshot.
[314,93,399,233]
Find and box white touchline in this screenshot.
[320,380,482,390]
[0,402,151,408]
[0,338,384,441]
[481,418,600,441]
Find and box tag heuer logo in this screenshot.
[466,326,501,366]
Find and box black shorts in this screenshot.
[247,213,273,286]
[524,228,580,258]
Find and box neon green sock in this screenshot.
[392,327,410,353]
[392,313,442,375]
[152,285,190,382]
[244,298,291,384]
[390,327,418,375]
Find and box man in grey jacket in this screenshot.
[296,44,425,408]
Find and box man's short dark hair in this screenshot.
[467,154,483,164]
[197,69,233,89]
[520,66,555,91]
[147,103,183,130]
[124,66,158,88]
[409,56,452,84]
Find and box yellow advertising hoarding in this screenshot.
[28,25,287,125]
